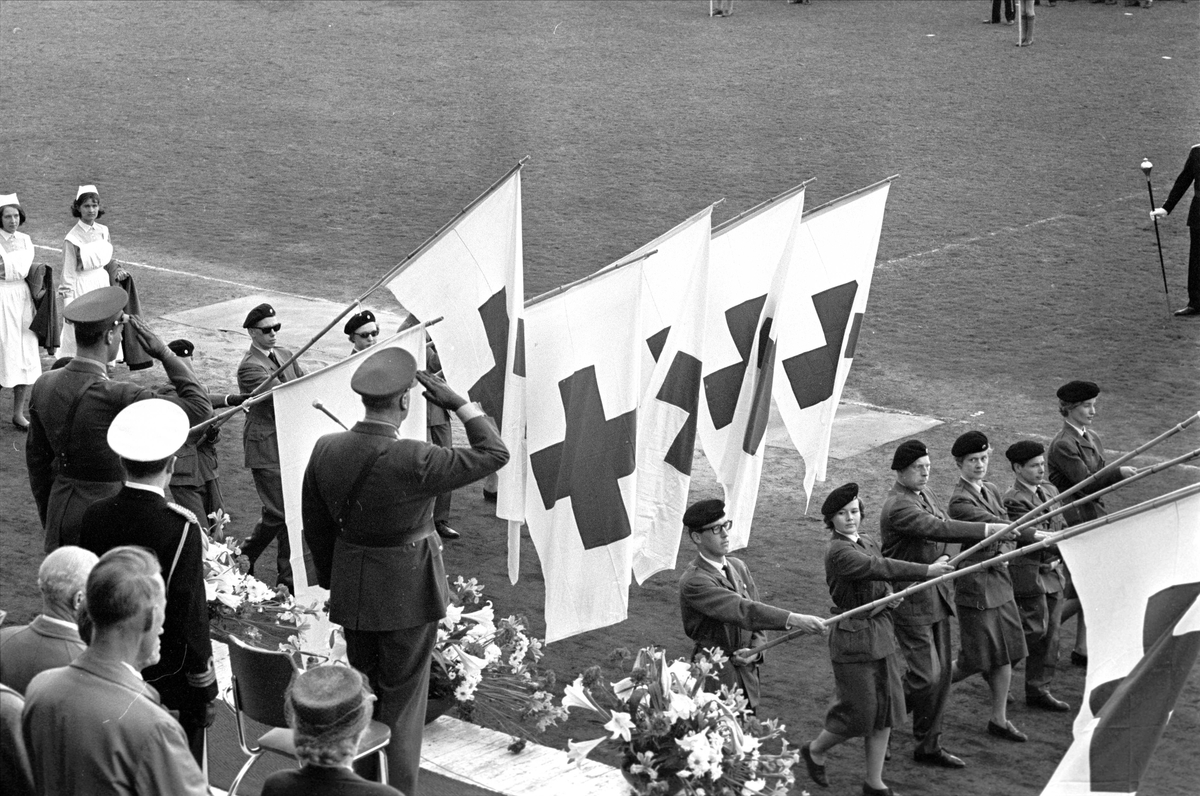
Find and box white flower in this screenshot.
[665,690,696,723]
[561,676,600,714]
[441,604,464,628]
[677,730,724,780]
[604,711,635,742]
[460,602,495,628]
[611,676,636,702]
[742,779,766,794]
[566,737,606,766]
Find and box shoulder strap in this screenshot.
[56,380,102,464]
[166,518,192,589]
[337,449,389,530]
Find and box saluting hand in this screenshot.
[127,315,170,360]
[415,370,467,411]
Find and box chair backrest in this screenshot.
[227,635,296,729]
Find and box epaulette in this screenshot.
[166,502,200,526]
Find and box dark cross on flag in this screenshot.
[530,366,637,550]
[655,351,703,475]
[781,281,860,410]
[741,316,775,456]
[467,288,510,425]
[704,295,767,431]
[1087,581,1200,793]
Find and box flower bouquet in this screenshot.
[430,576,568,750]
[560,647,800,796]
[203,535,317,650]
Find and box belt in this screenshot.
[341,519,437,549]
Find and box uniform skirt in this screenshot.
[956,599,1028,673]
[823,651,906,737]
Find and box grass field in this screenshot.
[1,2,1198,794]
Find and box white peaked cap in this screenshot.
[0,193,18,207]
[76,184,99,200]
[107,399,189,461]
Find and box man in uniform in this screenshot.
[879,439,1011,769]
[1151,142,1200,317]
[302,347,507,796]
[79,399,217,764]
[25,286,211,551]
[345,309,380,354]
[22,546,208,796]
[237,302,305,591]
[677,498,826,713]
[1002,440,1071,712]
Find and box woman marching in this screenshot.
[61,184,124,356]
[0,192,41,429]
[801,483,954,796]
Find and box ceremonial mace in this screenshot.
[312,400,348,430]
[1141,158,1172,318]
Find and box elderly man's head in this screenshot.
[37,546,99,618]
[286,665,375,769]
[86,547,167,670]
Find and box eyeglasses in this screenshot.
[355,329,379,339]
[256,323,282,333]
[700,520,733,535]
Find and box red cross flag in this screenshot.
[771,179,892,505]
[524,265,644,643]
[1041,483,1200,796]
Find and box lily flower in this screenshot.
[561,675,602,715]
[604,711,635,742]
[566,736,606,766]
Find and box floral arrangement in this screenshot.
[560,646,800,796]
[203,535,316,650]
[429,575,568,750]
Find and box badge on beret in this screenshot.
[107,399,189,462]
[62,286,128,325]
[951,430,989,458]
[1056,380,1100,403]
[243,303,276,329]
[344,310,377,336]
[167,339,195,358]
[891,439,928,471]
[351,348,416,398]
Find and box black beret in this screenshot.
[821,483,859,518]
[683,498,725,531]
[1057,380,1099,403]
[1005,440,1045,465]
[891,439,928,471]
[243,303,276,328]
[350,348,416,399]
[951,430,989,458]
[344,310,377,336]
[62,285,127,325]
[167,338,194,358]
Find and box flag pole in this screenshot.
[948,410,1200,565]
[799,175,899,221]
[524,249,659,309]
[749,481,1200,656]
[712,178,816,238]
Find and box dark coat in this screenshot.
[1163,143,1200,226]
[302,415,508,632]
[1047,422,1123,525]
[1002,480,1067,596]
[25,264,61,354]
[947,479,1025,610]
[879,481,988,626]
[262,766,403,796]
[237,344,304,469]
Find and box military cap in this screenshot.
[75,184,99,200]
[243,303,276,328]
[1005,440,1045,466]
[1056,380,1100,403]
[891,439,928,471]
[107,399,188,462]
[0,193,19,208]
[343,310,377,336]
[286,665,372,742]
[821,482,859,518]
[951,430,989,458]
[62,285,127,325]
[350,348,416,398]
[683,498,726,531]
[167,339,194,358]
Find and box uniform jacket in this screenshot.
[25,356,209,551]
[947,479,1025,610]
[879,481,988,626]
[22,649,208,796]
[1163,143,1200,226]
[1047,422,1123,526]
[237,344,304,469]
[79,487,217,708]
[155,383,220,489]
[825,532,930,664]
[262,765,403,796]
[0,615,86,694]
[678,555,789,709]
[0,684,34,796]
[302,414,508,632]
[1002,480,1067,596]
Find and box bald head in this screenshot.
[38,546,99,615]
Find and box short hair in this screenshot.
[361,390,406,412]
[1058,399,1082,418]
[70,192,105,219]
[0,203,26,226]
[121,456,174,480]
[72,322,109,348]
[86,546,163,629]
[37,546,99,609]
[823,497,867,530]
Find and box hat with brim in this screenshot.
[351,348,416,398]
[107,399,189,461]
[62,286,128,326]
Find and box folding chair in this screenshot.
[225,636,392,795]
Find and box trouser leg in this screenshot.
[429,422,453,526]
[245,468,292,591]
[1024,591,1063,693]
[1187,224,1200,308]
[895,619,952,755]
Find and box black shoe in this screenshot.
[483,489,498,503]
[1174,306,1200,317]
[1027,690,1072,712]
[913,749,966,768]
[435,523,461,540]
[863,784,893,796]
[987,720,1028,742]
[801,743,829,788]
[1070,651,1088,667]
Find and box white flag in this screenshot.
[697,186,806,551]
[382,166,526,581]
[1041,486,1200,796]
[273,328,427,599]
[524,265,644,643]
[772,180,892,505]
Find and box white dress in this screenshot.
[0,229,41,387]
[59,220,114,357]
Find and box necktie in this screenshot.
[723,563,736,590]
[268,350,280,368]
[1035,485,1046,504]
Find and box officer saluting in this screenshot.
[26,286,210,551]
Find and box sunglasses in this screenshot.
[256,323,282,333]
[355,329,380,339]
[700,520,733,535]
